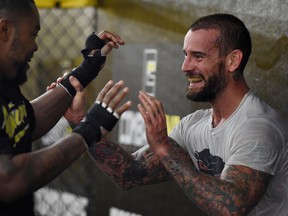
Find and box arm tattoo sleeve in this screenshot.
[158,138,270,216]
[88,139,171,190]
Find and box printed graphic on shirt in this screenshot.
[1,102,29,147]
[195,149,225,178]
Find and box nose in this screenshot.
[181,56,195,73]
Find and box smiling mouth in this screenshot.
[187,76,204,83]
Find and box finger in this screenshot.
[139,91,165,121]
[56,72,68,83]
[137,103,152,126]
[138,91,155,113]
[101,80,124,105]
[56,77,63,83]
[137,103,148,117]
[96,80,114,102]
[69,76,83,92]
[114,101,132,116]
[108,86,129,109]
[107,34,124,45]
[97,30,125,45]
[46,82,57,91]
[101,42,114,56]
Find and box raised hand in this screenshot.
[137,91,169,156]
[97,30,125,56]
[60,30,125,96]
[73,80,131,146]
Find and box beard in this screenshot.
[14,62,28,85]
[8,37,30,85]
[186,62,227,102]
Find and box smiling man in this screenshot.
[88,13,288,216]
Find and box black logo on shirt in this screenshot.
[195,149,225,178]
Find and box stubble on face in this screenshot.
[7,37,30,85]
[185,61,227,102]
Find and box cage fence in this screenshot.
[24,6,111,216]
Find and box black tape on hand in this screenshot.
[60,33,106,96]
[73,101,119,146]
[81,32,106,56]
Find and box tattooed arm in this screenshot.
[159,138,270,215]
[137,91,271,216]
[88,139,171,190]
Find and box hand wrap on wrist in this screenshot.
[60,33,106,96]
[73,101,119,146]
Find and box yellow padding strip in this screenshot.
[35,0,98,8]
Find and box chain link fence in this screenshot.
[22,7,104,101]
[22,6,113,216]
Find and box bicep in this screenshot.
[221,164,271,208]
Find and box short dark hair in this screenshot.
[190,13,252,73]
[0,0,36,20]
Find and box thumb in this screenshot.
[69,76,83,92]
[101,42,114,56]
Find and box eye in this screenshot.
[193,53,206,62]
[182,50,187,57]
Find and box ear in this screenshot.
[227,49,243,73]
[0,18,13,41]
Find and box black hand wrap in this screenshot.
[60,33,106,96]
[73,101,119,146]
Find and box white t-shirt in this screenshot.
[169,91,288,216]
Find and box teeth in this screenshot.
[188,77,203,82]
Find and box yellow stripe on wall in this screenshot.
[35,0,98,8]
[35,0,57,8]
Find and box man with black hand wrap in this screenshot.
[73,101,119,146]
[73,80,131,147]
[60,32,107,96]
[0,1,126,215]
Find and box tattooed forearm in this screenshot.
[158,138,270,216]
[222,165,270,208]
[88,139,170,189]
